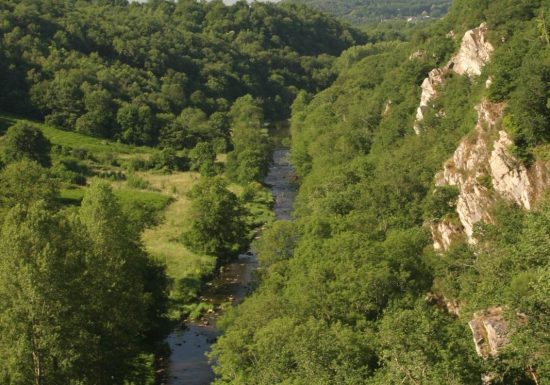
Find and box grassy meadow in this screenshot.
[1,113,214,313]
[1,113,276,318]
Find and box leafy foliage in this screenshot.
[183,177,248,260]
[226,95,272,184]
[0,160,59,213]
[2,122,51,167]
[0,0,365,147]
[211,1,550,384]
[0,181,169,384]
[284,0,452,25]
[1,0,549,384]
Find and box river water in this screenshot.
[166,148,296,385]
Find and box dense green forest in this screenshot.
[211,0,550,384]
[1,0,549,384]
[284,0,452,24]
[0,0,364,383]
[0,0,364,146]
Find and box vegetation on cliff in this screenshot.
[211,1,550,384]
[0,0,549,384]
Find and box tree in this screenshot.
[183,177,248,259]
[373,301,482,385]
[229,95,265,136]
[77,181,149,384]
[75,88,116,138]
[0,181,169,385]
[189,141,216,176]
[116,102,156,145]
[0,202,88,385]
[0,160,59,212]
[2,122,51,167]
[254,220,299,268]
[226,95,271,183]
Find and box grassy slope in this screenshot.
[0,113,212,310]
[1,113,275,316]
[0,114,153,155]
[140,172,217,290]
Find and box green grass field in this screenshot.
[0,113,153,156]
[140,171,217,306]
[60,186,172,208]
[1,112,274,317]
[1,113,212,310]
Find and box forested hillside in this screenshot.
[0,0,364,146]
[1,0,549,384]
[0,1,365,384]
[212,0,550,384]
[284,0,452,24]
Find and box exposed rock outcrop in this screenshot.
[469,307,508,359]
[490,131,549,210]
[382,100,392,116]
[450,23,494,76]
[414,68,446,134]
[426,292,461,316]
[414,23,494,134]
[409,50,426,60]
[430,100,549,249]
[429,219,464,251]
[434,101,504,243]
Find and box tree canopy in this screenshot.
[210,1,550,384]
[0,0,365,147]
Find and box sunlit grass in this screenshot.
[0,113,153,156]
[60,186,172,209]
[2,112,262,315]
[140,171,217,302]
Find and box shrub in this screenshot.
[126,174,152,190]
[424,185,460,220]
[2,122,51,167]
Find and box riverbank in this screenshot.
[165,148,297,385]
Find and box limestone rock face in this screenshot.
[382,100,392,116]
[434,101,504,244]
[414,23,494,133]
[429,219,464,251]
[469,307,508,359]
[450,22,494,76]
[414,68,446,134]
[489,131,549,210]
[430,100,549,249]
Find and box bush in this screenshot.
[97,170,126,181]
[97,152,119,167]
[424,185,459,220]
[51,158,89,185]
[149,148,188,172]
[189,142,216,176]
[2,122,51,167]
[127,157,150,172]
[126,174,152,190]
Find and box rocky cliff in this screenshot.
[469,307,509,359]
[430,100,549,250]
[417,22,548,250]
[450,23,494,76]
[419,21,549,365]
[429,100,548,361]
[414,23,494,134]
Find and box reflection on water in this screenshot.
[166,148,296,385]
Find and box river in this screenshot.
[165,148,296,385]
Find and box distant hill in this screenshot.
[283,0,452,24]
